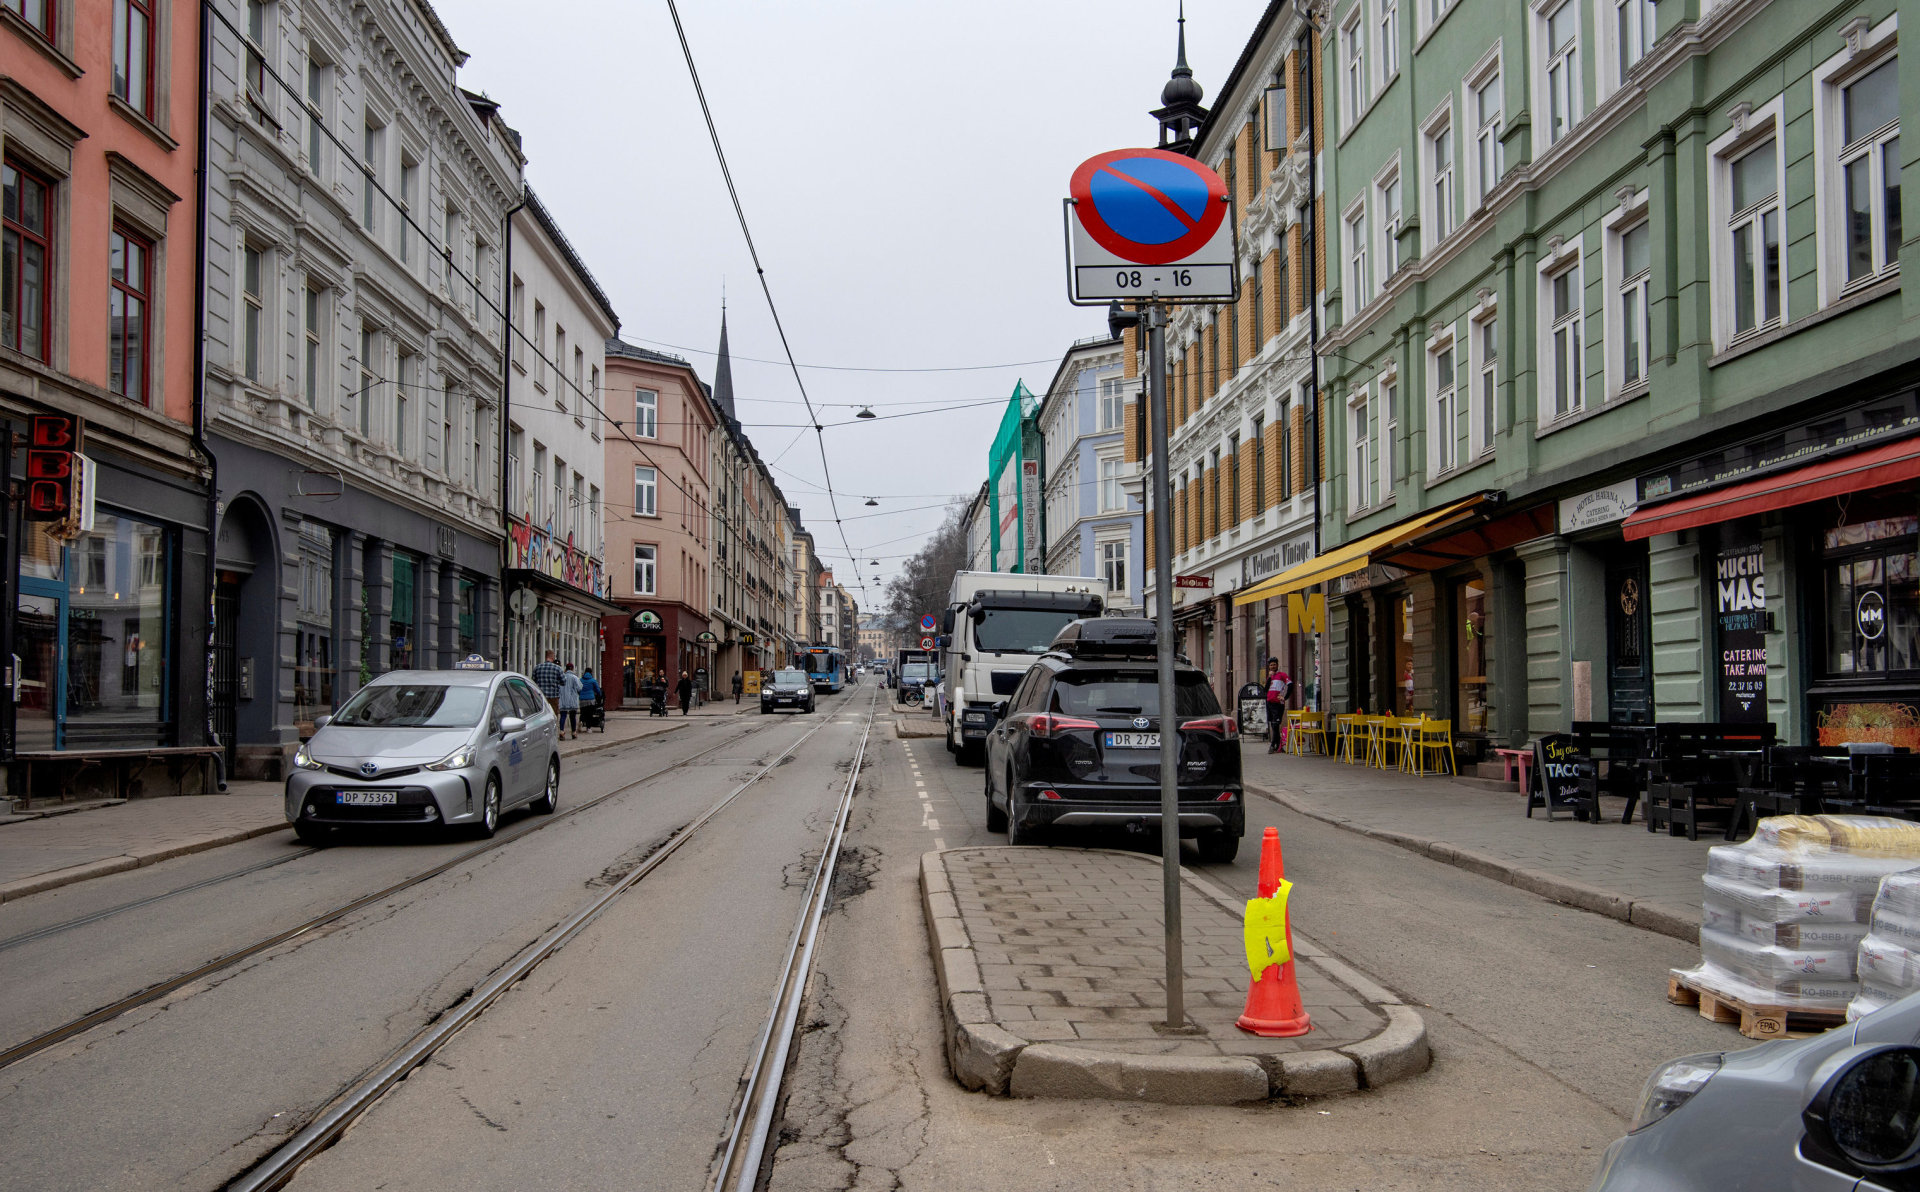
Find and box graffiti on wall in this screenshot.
[508,516,608,598]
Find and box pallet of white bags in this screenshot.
[1666,970,1847,1040]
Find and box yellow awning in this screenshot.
[1232,496,1491,607]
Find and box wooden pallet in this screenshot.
[1666,971,1847,1041]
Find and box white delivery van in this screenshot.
[940,571,1108,763]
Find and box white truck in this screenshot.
[939,571,1108,763]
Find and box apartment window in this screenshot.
[1101,539,1129,598]
[1728,137,1782,337]
[552,457,564,528]
[570,473,584,540]
[1616,0,1654,77]
[1617,221,1650,389]
[1382,376,1398,485]
[1098,375,1125,430]
[509,277,524,366]
[532,443,546,520]
[1427,113,1455,243]
[532,303,547,388]
[443,382,457,479]
[1431,339,1457,473]
[471,397,484,484]
[1341,7,1367,123]
[395,350,415,455]
[360,119,383,234]
[1470,64,1503,206]
[1345,202,1370,308]
[1378,0,1399,81]
[1471,315,1497,455]
[508,425,523,513]
[635,388,658,437]
[572,345,584,413]
[1350,390,1373,509]
[634,466,657,517]
[634,545,656,595]
[1250,255,1265,346]
[1840,59,1900,285]
[1546,261,1584,418]
[554,327,568,405]
[1541,0,1581,147]
[5,0,54,38]
[1378,168,1402,275]
[108,228,151,405]
[1251,414,1267,509]
[3,162,51,362]
[244,0,269,105]
[303,284,323,409]
[1423,0,1453,33]
[589,486,601,554]
[1227,294,1240,375]
[1208,450,1222,534]
[1278,241,1292,327]
[357,325,375,437]
[112,0,155,116]
[398,157,417,263]
[242,245,265,381]
[1227,434,1242,523]
[1279,402,1294,497]
[304,51,329,177]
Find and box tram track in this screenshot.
[221,684,879,1191]
[0,707,800,1074]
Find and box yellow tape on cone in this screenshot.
[1242,878,1293,978]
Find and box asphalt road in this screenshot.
[767,718,1753,1192]
[0,691,872,1192]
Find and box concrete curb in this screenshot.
[921,849,1431,1104]
[0,819,294,904]
[1249,785,1699,945]
[893,715,944,739]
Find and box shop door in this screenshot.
[16,582,63,752]
[1347,598,1371,712]
[212,575,240,773]
[1606,563,1652,724]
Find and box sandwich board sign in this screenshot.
[1065,148,1237,304]
[1528,733,1590,821]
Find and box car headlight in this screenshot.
[425,743,478,772]
[293,743,323,771]
[1631,1053,1722,1132]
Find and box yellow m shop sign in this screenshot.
[1286,592,1326,636]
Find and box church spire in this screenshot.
[712,300,736,420]
[1153,0,1208,151]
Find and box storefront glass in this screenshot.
[623,635,665,696]
[1455,578,1488,732]
[1393,593,1415,714]
[457,579,477,655]
[294,530,334,733]
[390,552,418,669]
[1814,508,1920,750]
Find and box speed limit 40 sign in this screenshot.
[1065,148,1237,304]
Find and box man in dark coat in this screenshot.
[676,670,694,716]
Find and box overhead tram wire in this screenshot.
[203,0,806,570]
[665,0,868,604]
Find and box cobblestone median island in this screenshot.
[922,847,1430,1105]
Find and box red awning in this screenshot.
[1622,436,1920,541]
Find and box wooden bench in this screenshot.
[13,745,225,806]
[1643,722,1777,840]
[1564,721,1657,825]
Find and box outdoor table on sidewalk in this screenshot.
[1702,748,1767,840]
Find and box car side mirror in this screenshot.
[313,714,332,730]
[940,608,955,635]
[498,716,527,736]
[993,700,1008,718]
[1803,1045,1920,1176]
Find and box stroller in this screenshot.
[646,682,669,718]
[580,696,606,732]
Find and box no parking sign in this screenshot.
[1065,148,1237,304]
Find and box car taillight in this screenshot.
[1184,715,1239,740]
[1029,713,1101,738]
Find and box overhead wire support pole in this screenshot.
[1146,299,1183,1031]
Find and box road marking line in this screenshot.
[933,837,946,848]
[927,818,940,830]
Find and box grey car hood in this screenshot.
[310,725,477,766]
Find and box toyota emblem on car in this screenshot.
[359,762,379,777]
[1133,717,1151,729]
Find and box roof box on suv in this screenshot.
[1049,617,1156,658]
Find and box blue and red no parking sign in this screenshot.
[1065,148,1236,303]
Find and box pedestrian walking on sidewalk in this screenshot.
[676,670,693,716]
[1264,658,1291,754]
[532,650,564,715]
[558,664,582,739]
[731,671,743,705]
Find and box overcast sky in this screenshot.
[449,0,1272,609]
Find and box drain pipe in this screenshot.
[191,1,225,789]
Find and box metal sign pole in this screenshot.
[1146,301,1183,1030]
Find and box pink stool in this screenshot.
[1495,747,1532,792]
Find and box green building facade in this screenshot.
[1304,0,1917,752]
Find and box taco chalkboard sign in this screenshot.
[1528,733,1591,821]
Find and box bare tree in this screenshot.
[884,500,970,629]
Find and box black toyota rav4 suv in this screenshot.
[982,618,1244,862]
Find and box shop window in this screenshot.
[1393,592,1415,714]
[1823,516,1920,677]
[1455,578,1488,732]
[295,530,333,730]
[390,552,417,669]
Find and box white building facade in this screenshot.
[503,187,622,676]
[1040,334,1142,609]
[205,0,521,777]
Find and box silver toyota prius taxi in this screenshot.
[286,670,560,843]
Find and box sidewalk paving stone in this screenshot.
[1242,748,1713,942]
[923,846,1429,1104]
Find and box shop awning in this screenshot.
[1622,436,1920,541]
[1375,502,1557,571]
[1231,494,1496,607]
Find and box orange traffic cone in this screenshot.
[1236,827,1312,1037]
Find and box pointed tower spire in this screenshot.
[1154,0,1208,151]
[712,300,737,420]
